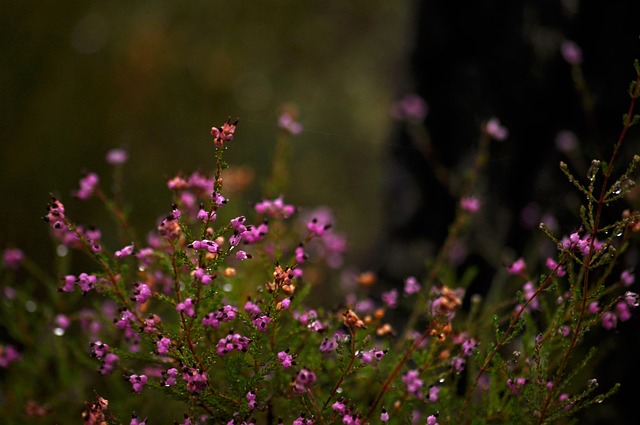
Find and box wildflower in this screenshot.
[427,385,440,402]
[162,367,178,386]
[380,407,389,423]
[246,390,257,410]
[176,298,196,318]
[521,282,540,311]
[128,374,147,393]
[255,196,296,219]
[561,40,583,65]
[244,300,263,317]
[278,112,303,135]
[402,369,424,398]
[216,332,251,356]
[381,289,398,308]
[277,350,296,369]
[319,335,338,352]
[2,248,24,270]
[0,344,21,368]
[252,315,271,332]
[44,197,66,230]
[507,377,527,395]
[390,93,428,121]
[295,244,307,263]
[129,413,147,425]
[158,214,181,239]
[426,415,439,425]
[460,196,481,213]
[60,275,77,293]
[292,368,316,394]
[193,267,214,285]
[484,117,508,141]
[545,257,566,277]
[131,282,151,303]
[211,117,238,147]
[197,204,216,221]
[625,291,639,307]
[98,353,118,375]
[621,269,635,286]
[602,311,618,330]
[73,172,99,200]
[156,336,171,355]
[90,341,110,359]
[616,302,632,321]
[588,302,600,314]
[430,285,463,321]
[115,243,135,259]
[236,250,252,260]
[78,273,97,294]
[451,356,466,372]
[461,338,478,356]
[106,148,128,165]
[182,367,208,393]
[359,348,386,364]
[332,398,347,414]
[188,239,219,254]
[404,276,421,295]
[507,257,526,275]
[307,217,331,237]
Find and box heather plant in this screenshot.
[1,59,640,425]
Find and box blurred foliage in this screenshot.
[0,0,413,270]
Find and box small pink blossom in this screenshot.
[484,117,508,141]
[561,40,583,65]
[460,197,481,213]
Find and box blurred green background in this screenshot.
[1,0,413,267]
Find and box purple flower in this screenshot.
[292,368,316,394]
[460,196,481,213]
[484,117,508,141]
[255,196,296,219]
[177,298,196,318]
[129,374,147,393]
[277,350,295,369]
[73,172,99,200]
[106,148,128,165]
[621,269,635,286]
[507,257,526,275]
[132,283,151,304]
[381,289,398,308]
[252,315,271,332]
[404,276,421,295]
[156,336,171,355]
[115,243,135,259]
[561,40,583,65]
[2,248,24,270]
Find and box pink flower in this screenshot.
[507,257,526,275]
[484,117,508,141]
[390,93,428,121]
[561,40,583,65]
[106,148,128,165]
[460,197,481,213]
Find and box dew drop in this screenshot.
[611,181,622,195]
[223,283,233,292]
[54,327,65,336]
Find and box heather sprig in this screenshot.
[1,61,639,425]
